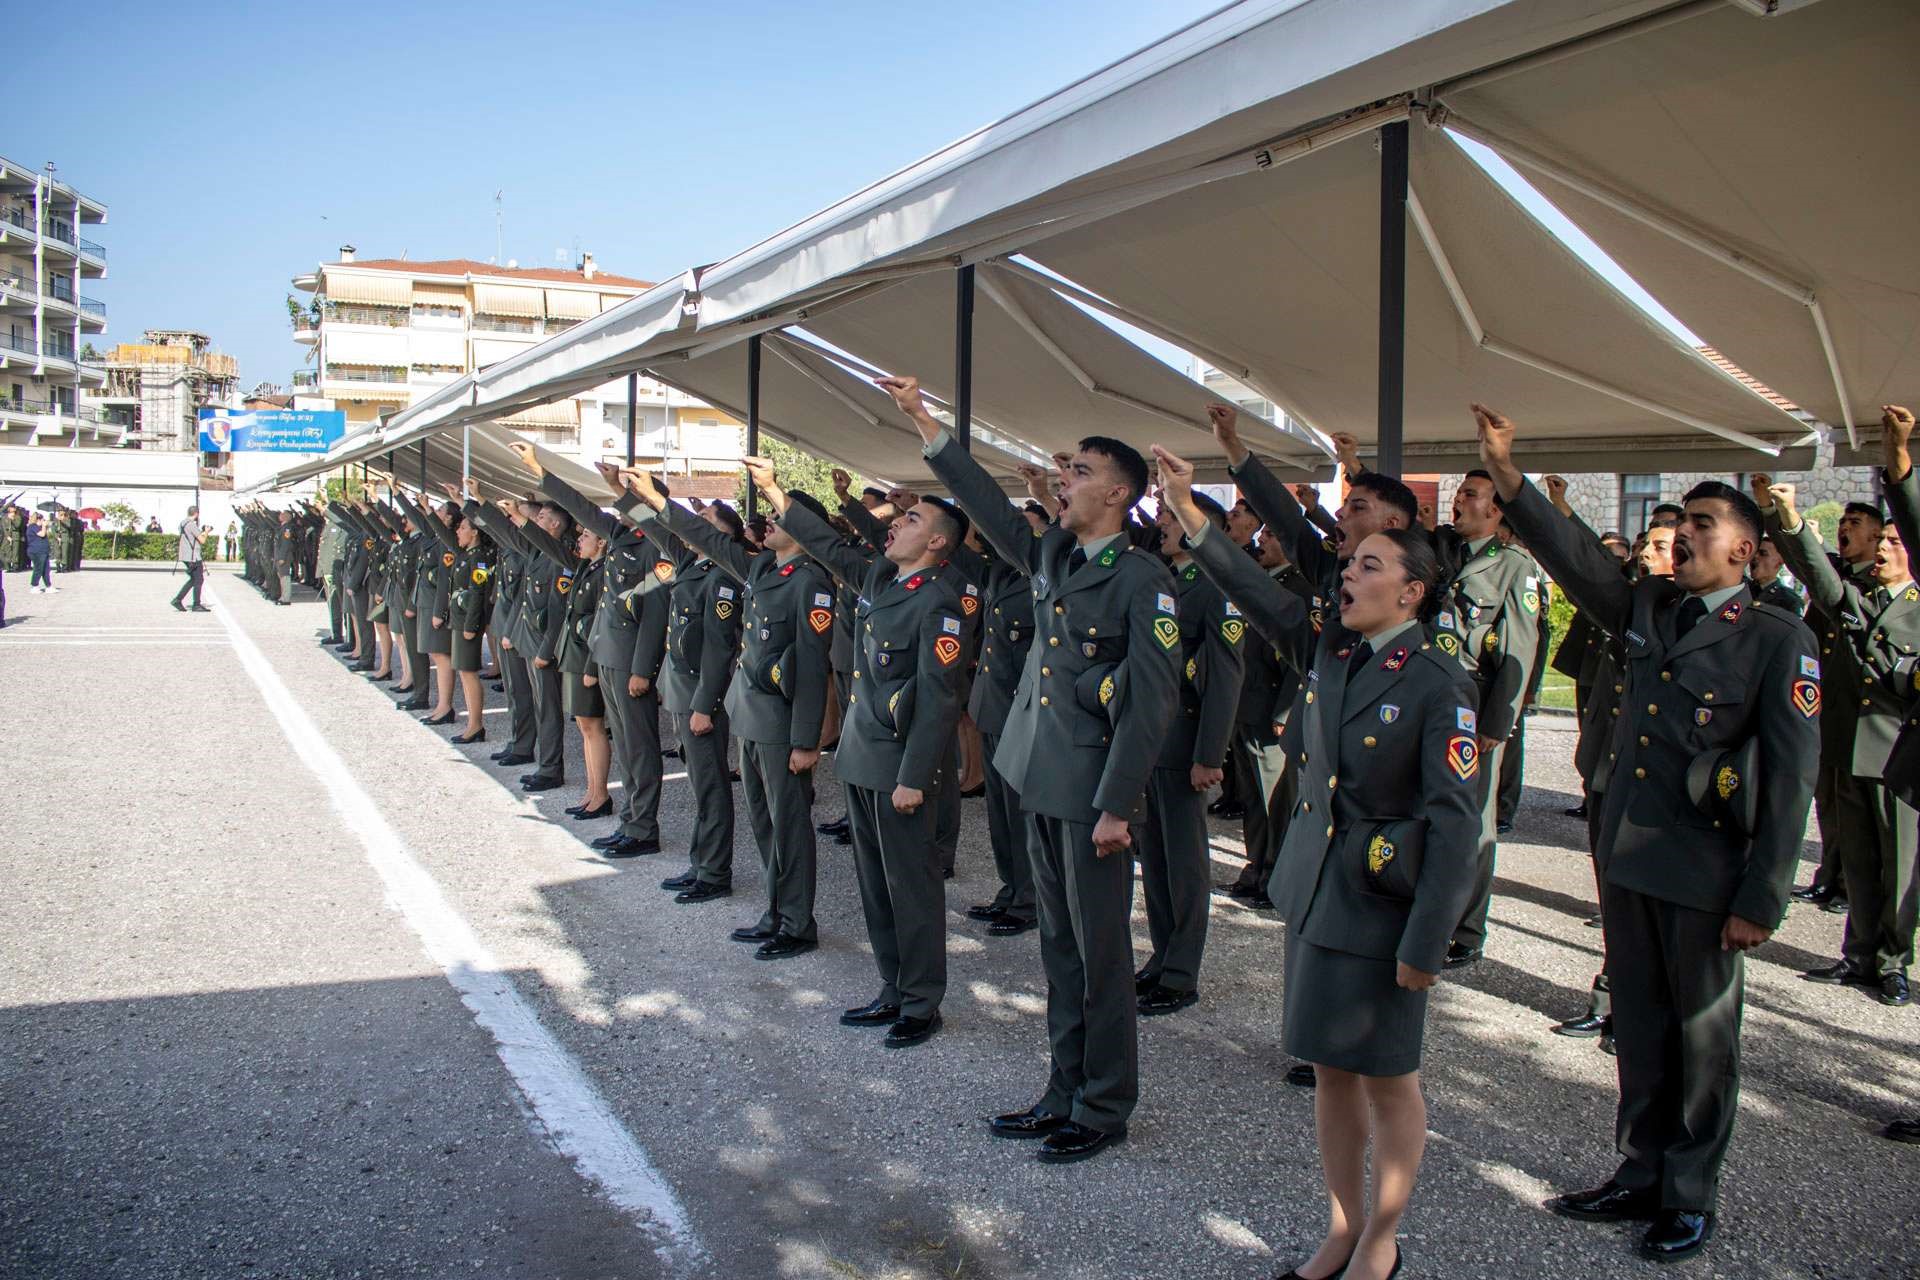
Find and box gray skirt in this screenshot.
[419,612,451,656]
[1282,929,1429,1077]
[564,670,605,719]
[453,626,485,673]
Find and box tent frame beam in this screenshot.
[1377,119,1408,476]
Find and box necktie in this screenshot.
[1873,586,1892,611]
[1346,641,1374,684]
[1068,547,1088,575]
[1675,596,1707,636]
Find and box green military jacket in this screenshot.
[1430,528,1543,743]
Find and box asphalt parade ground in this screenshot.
[2,566,1914,1280]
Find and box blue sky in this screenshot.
[6,0,1206,388]
[8,0,1694,397]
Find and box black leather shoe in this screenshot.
[189,605,212,613]
[1495,819,1515,835]
[883,1013,942,1048]
[1037,1121,1124,1164]
[589,831,628,850]
[816,816,850,836]
[494,752,533,767]
[490,681,505,693]
[755,934,817,960]
[1822,896,1851,915]
[661,871,700,892]
[349,661,375,673]
[839,999,902,1027]
[730,925,777,943]
[836,829,853,847]
[1640,1210,1713,1262]
[1250,894,1276,910]
[988,1107,1068,1140]
[1217,880,1259,899]
[392,684,415,695]
[1599,1032,1616,1056]
[1133,965,1156,996]
[674,881,732,903]
[1554,1012,1610,1039]
[1138,985,1199,1016]
[1206,796,1231,816]
[965,903,1004,922]
[1285,1062,1316,1088]
[1790,882,1833,903]
[1564,803,1588,819]
[569,799,614,821]
[1545,1181,1660,1222]
[520,774,564,792]
[452,729,486,745]
[397,698,430,712]
[600,837,656,859]
[988,915,1036,937]
[1802,959,1873,986]
[1584,913,1604,928]
[1879,972,1911,1006]
[1444,942,1483,969]
[1882,1116,1920,1144]
[420,711,454,726]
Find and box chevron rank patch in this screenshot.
[962,593,979,616]
[808,607,832,635]
[472,566,490,585]
[654,560,674,581]
[1435,632,1459,656]
[1522,590,1539,614]
[556,574,572,595]
[934,635,962,666]
[442,552,456,568]
[1791,678,1820,719]
[1446,734,1479,782]
[1153,616,1180,650]
[715,600,734,620]
[1221,618,1245,646]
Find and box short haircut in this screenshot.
[706,499,745,540]
[1189,490,1229,532]
[861,486,888,504]
[787,490,832,525]
[1653,502,1684,517]
[1350,472,1420,529]
[1682,480,1763,548]
[921,494,970,547]
[1077,435,1150,507]
[539,500,573,532]
[1463,469,1493,484]
[1844,500,1885,522]
[1023,500,1050,520]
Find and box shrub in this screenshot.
[82,531,212,562]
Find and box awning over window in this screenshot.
[411,283,467,310]
[473,284,543,318]
[543,289,598,321]
[323,271,412,308]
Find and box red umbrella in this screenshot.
[78,507,104,520]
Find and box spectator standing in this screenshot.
[146,516,162,533]
[25,514,55,592]
[170,506,211,612]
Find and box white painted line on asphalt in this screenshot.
[0,638,233,646]
[204,582,706,1271]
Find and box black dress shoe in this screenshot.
[1790,882,1832,903]
[755,934,817,960]
[392,684,415,695]
[189,605,212,613]
[490,681,505,693]
[1882,1116,1920,1144]
[1878,972,1911,1006]
[1599,1032,1616,1056]
[367,670,393,682]
[1138,984,1199,1016]
[730,924,777,943]
[884,1013,942,1048]
[960,783,985,799]
[965,903,1004,922]
[1217,881,1259,899]
[1285,1062,1316,1088]
[816,816,850,836]
[1545,1181,1660,1222]
[840,999,902,1027]
[520,774,564,792]
[600,837,655,859]
[674,881,732,904]
[1206,796,1231,816]
[570,799,614,821]
[1554,1012,1611,1039]
[1495,819,1515,835]
[1250,894,1276,910]
[420,711,455,726]
[988,1107,1069,1139]
[1584,913,1604,928]
[1444,942,1483,969]
[349,661,375,673]
[1802,959,1873,986]
[398,698,429,712]
[942,866,954,879]
[452,729,486,745]
[988,915,1036,937]
[1822,896,1851,914]
[1640,1210,1713,1262]
[1564,803,1588,819]
[662,745,683,761]
[660,871,699,892]
[1037,1121,1124,1164]
[494,752,533,767]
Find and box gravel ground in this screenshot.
[2,568,1914,1280]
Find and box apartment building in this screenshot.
[90,330,241,451]
[0,156,109,446]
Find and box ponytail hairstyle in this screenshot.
[1376,527,1446,624]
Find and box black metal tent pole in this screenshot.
[418,439,428,493]
[745,334,763,519]
[626,372,638,466]
[954,265,975,450]
[1376,119,1409,478]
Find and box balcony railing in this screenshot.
[325,366,408,384]
[291,370,318,387]
[0,395,101,422]
[324,304,406,327]
[42,219,74,246]
[78,235,105,259]
[291,313,318,333]
[43,339,77,360]
[0,332,34,356]
[0,275,31,299]
[1,208,28,233]
[44,279,74,303]
[79,296,104,317]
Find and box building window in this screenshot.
[1620,473,1662,536]
[472,313,537,334]
[327,364,407,385]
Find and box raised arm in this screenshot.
[878,376,1040,575]
[839,495,892,554]
[1880,406,1920,559]
[1212,403,1335,581]
[1757,478,1845,612]
[1477,406,1633,637]
[620,468,761,585]
[514,514,577,571]
[466,499,530,556]
[536,465,623,544]
[777,495,874,591]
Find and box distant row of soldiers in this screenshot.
[1,502,84,573]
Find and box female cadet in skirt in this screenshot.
[1153,444,1480,1280]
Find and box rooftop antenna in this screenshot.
[494,190,504,266]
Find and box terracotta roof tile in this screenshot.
[324,257,653,290]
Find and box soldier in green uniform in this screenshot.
[1133,491,1244,1015]
[515,450,668,857]
[1763,449,1916,1009]
[447,510,494,745]
[393,488,460,725]
[620,466,834,959]
[755,455,970,1047]
[1749,534,1805,616]
[320,500,351,649]
[1156,442,1480,1280]
[623,488,747,902]
[884,373,1178,1165]
[1483,406,1820,1265]
[505,496,575,790]
[461,487,536,761]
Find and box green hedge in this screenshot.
[81,531,227,562]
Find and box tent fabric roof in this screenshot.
[1024,122,1809,470]
[1436,0,1919,436]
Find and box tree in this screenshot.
[101,500,141,533]
[736,437,863,510]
